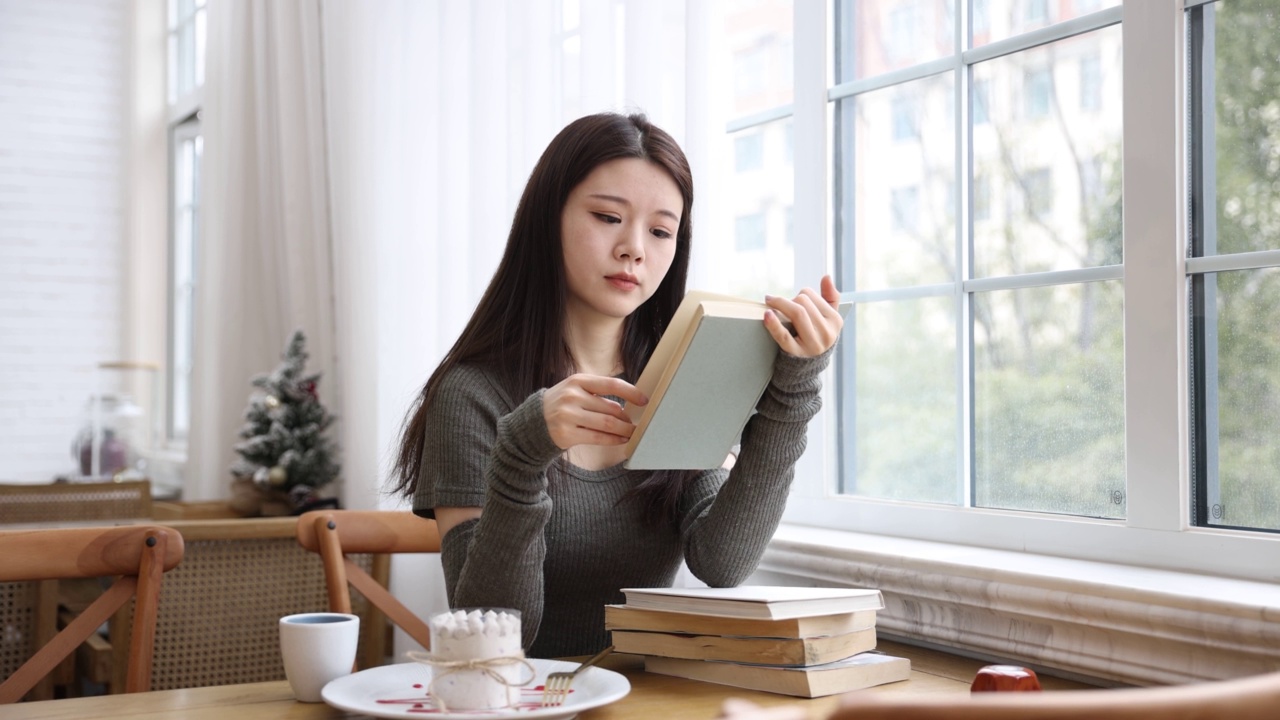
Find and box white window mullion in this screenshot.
[791,0,832,497]
[957,0,972,508]
[1121,0,1189,532]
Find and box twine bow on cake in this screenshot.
[406,650,536,712]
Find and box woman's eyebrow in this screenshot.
[588,193,679,222]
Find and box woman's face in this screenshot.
[560,157,682,325]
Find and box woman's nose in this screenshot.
[616,228,644,263]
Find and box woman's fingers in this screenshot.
[763,275,844,358]
[543,374,647,449]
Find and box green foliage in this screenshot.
[231,330,340,500]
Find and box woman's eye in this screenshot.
[651,228,673,239]
[592,213,621,224]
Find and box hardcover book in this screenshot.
[610,626,877,666]
[622,291,851,470]
[643,651,911,698]
[623,291,777,470]
[604,604,878,640]
[618,585,884,620]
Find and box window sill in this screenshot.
[755,523,1280,686]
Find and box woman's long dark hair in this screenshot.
[391,112,696,522]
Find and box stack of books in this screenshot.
[606,585,910,698]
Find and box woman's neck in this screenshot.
[564,311,625,377]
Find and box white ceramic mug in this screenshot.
[279,612,360,702]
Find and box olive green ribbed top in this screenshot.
[412,349,830,658]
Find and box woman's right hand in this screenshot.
[542,374,649,450]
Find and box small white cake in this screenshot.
[427,609,525,710]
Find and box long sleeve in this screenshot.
[413,366,562,650]
[679,346,833,585]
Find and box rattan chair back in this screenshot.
[136,518,377,691]
[0,480,152,524]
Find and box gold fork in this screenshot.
[540,645,614,707]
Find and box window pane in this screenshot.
[1188,0,1280,535]
[973,281,1125,518]
[735,133,764,172]
[843,72,956,291]
[727,0,793,116]
[842,296,959,503]
[1203,1,1280,256]
[195,7,206,88]
[838,0,954,81]
[713,119,794,297]
[971,26,1123,278]
[972,0,1120,47]
[170,129,201,441]
[1199,268,1280,532]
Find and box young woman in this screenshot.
[392,112,843,658]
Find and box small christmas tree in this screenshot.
[231,329,339,510]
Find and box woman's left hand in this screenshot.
[763,274,844,358]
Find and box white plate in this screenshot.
[321,658,631,719]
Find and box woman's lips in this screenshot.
[606,274,639,291]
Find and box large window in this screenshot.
[834,0,1123,516]
[167,0,206,442]
[777,1,1278,582]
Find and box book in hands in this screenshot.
[622,290,851,470]
[618,585,884,620]
[605,604,878,639]
[610,626,877,666]
[643,651,911,698]
[623,291,779,470]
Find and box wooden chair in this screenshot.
[0,525,184,703]
[0,480,155,699]
[0,480,152,524]
[829,668,1280,720]
[124,517,382,691]
[296,510,442,661]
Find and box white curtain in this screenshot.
[190,0,723,655]
[191,0,721,509]
[188,0,336,503]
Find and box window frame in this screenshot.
[164,0,206,450]
[167,118,201,444]
[781,1,1280,585]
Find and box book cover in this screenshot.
[605,604,878,639]
[622,291,851,470]
[611,626,877,666]
[623,291,777,470]
[619,585,884,620]
[643,652,912,698]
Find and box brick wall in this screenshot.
[0,0,128,481]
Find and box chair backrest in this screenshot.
[131,517,380,691]
[0,525,184,703]
[0,480,153,524]
[296,510,442,663]
[829,669,1280,720]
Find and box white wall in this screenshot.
[0,0,129,482]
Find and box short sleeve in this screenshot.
[412,364,512,516]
